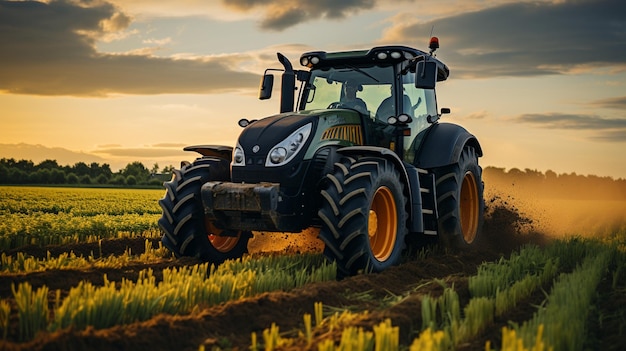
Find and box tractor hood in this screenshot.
[237,112,318,159]
[235,108,363,169]
[238,109,359,157]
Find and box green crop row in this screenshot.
[1,253,335,342]
[418,238,618,351]
[0,212,161,251]
[469,244,558,298]
[240,237,623,351]
[511,248,613,351]
[417,242,560,348]
[1,239,171,273]
[0,186,163,251]
[0,186,162,216]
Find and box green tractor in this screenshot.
[158,38,484,277]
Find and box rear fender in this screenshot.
[183,145,233,161]
[415,123,482,169]
[336,146,423,232]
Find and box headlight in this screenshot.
[232,144,245,166]
[269,147,287,164]
[265,123,312,167]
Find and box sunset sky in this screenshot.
[1,0,625,178]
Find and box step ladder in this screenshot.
[417,168,438,236]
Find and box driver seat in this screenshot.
[375,95,413,121]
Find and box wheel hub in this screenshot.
[460,171,479,243]
[368,186,397,262]
[205,218,241,253]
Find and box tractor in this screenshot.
[158,38,485,277]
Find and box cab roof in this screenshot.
[300,45,449,82]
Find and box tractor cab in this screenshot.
[259,41,450,164]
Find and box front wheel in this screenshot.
[158,157,251,264]
[432,146,484,248]
[318,156,408,277]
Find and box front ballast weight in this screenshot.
[201,181,282,232]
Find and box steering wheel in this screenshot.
[328,102,349,109]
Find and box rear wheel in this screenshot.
[318,156,408,277]
[158,157,251,263]
[432,146,484,248]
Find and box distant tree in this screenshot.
[50,169,66,184]
[524,168,544,180]
[66,173,79,184]
[35,169,51,184]
[73,162,91,177]
[126,175,137,186]
[100,163,113,178]
[89,162,106,178]
[109,175,126,185]
[151,163,160,174]
[95,174,108,184]
[161,165,175,173]
[15,159,35,173]
[0,164,7,183]
[545,170,557,180]
[8,169,27,184]
[121,162,150,183]
[79,175,92,184]
[148,178,163,187]
[37,159,59,170]
[28,170,41,184]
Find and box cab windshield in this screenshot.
[299,63,438,160]
[301,66,394,120]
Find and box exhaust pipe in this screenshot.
[277,53,295,113]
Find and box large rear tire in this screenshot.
[158,157,251,264]
[432,146,484,249]
[318,156,408,277]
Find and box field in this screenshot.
[0,182,625,351]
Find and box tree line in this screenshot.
[2,158,625,198]
[0,158,175,187]
[483,166,626,201]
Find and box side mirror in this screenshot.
[259,74,274,100]
[415,60,437,89]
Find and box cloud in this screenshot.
[150,143,187,148]
[381,0,626,78]
[222,0,377,31]
[589,130,626,143]
[588,96,626,110]
[513,112,626,142]
[93,146,189,157]
[464,110,489,120]
[0,0,258,96]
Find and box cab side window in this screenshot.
[402,73,438,163]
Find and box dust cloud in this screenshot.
[482,167,626,239]
[247,227,324,255]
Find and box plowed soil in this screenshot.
[0,201,623,351]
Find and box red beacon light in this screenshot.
[429,36,439,55]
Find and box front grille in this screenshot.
[321,125,363,145]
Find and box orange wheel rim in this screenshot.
[460,171,479,243]
[368,186,397,261]
[205,219,241,253]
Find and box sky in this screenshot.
[1,0,625,178]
